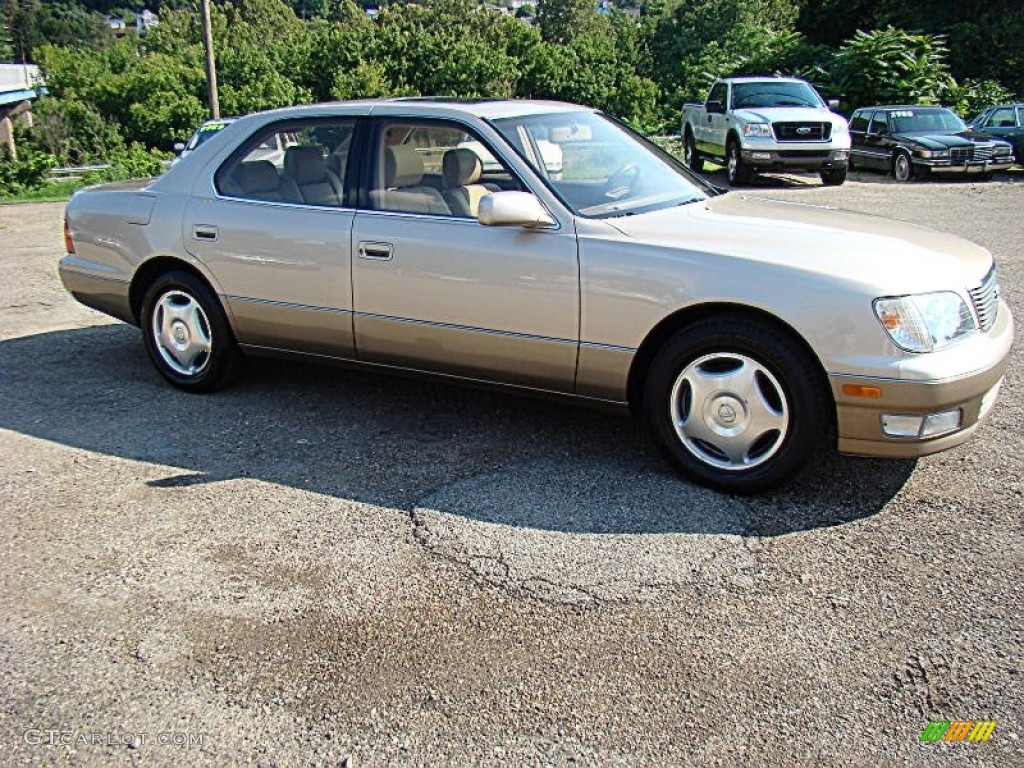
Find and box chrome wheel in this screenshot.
[893,153,912,182]
[669,352,789,471]
[150,289,212,377]
[727,145,738,180]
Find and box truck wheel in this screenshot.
[892,151,913,183]
[726,139,752,186]
[820,167,847,186]
[141,270,240,393]
[684,131,703,172]
[643,317,830,493]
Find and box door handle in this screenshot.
[358,241,393,261]
[193,225,219,241]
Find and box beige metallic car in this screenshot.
[59,99,1014,493]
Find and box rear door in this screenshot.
[183,117,359,358]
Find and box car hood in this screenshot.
[732,106,845,125]
[603,194,992,293]
[892,130,1009,149]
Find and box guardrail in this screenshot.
[47,164,110,183]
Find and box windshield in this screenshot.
[889,108,967,134]
[186,121,232,151]
[490,111,710,219]
[731,81,824,109]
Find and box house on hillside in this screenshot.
[136,9,159,34]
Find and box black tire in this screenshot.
[642,317,830,494]
[892,150,913,183]
[820,167,847,186]
[140,270,240,393]
[683,130,704,173]
[726,137,753,186]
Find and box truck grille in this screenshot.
[969,266,1000,332]
[772,122,832,142]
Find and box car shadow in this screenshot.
[0,325,915,536]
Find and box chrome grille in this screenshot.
[949,147,970,165]
[973,143,995,161]
[969,266,1000,332]
[772,122,831,142]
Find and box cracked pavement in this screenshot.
[1,176,1021,766]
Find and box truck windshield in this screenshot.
[731,81,823,109]
[490,111,710,219]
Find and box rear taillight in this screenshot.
[64,220,75,254]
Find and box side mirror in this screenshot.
[705,100,725,115]
[173,142,186,152]
[478,191,555,228]
[827,99,840,110]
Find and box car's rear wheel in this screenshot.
[684,131,703,173]
[820,167,847,186]
[643,317,830,493]
[892,151,913,182]
[726,138,753,186]
[141,270,239,392]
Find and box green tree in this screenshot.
[536,0,599,44]
[830,27,955,111]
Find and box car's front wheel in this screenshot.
[643,317,830,493]
[892,151,914,182]
[820,167,847,186]
[141,270,240,392]
[726,138,753,186]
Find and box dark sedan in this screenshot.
[969,104,1024,165]
[849,106,1014,182]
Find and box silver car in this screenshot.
[59,99,1013,493]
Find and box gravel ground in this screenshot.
[0,172,1021,767]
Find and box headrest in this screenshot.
[384,145,424,188]
[442,148,483,188]
[234,160,279,193]
[284,145,327,185]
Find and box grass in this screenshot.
[0,178,89,205]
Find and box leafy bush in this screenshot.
[830,27,955,112]
[0,145,57,197]
[947,79,1018,121]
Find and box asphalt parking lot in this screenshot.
[1,174,1021,766]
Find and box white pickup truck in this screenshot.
[682,76,851,186]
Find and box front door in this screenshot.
[350,118,579,392]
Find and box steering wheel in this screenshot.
[604,161,639,199]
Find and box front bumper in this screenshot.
[741,148,848,171]
[917,157,1014,173]
[830,302,1014,458]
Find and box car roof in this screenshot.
[229,98,592,123]
[723,76,808,84]
[861,105,956,111]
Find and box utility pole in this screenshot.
[201,0,220,119]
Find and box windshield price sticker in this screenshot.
[892,110,915,118]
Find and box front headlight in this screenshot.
[742,123,772,138]
[873,292,977,352]
[916,149,949,158]
[994,145,1012,156]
